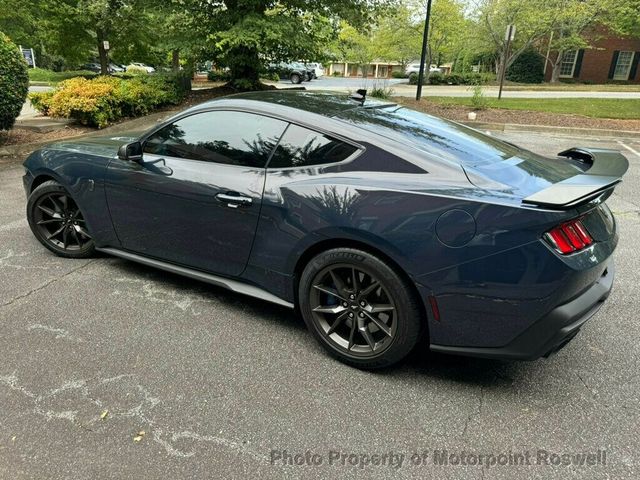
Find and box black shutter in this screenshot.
[608,50,620,79]
[630,52,640,80]
[573,49,585,78]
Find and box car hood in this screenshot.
[46,130,144,158]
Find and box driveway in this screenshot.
[1,130,639,479]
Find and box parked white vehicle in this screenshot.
[404,64,442,76]
[305,62,325,78]
[126,62,156,73]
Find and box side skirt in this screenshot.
[96,247,295,309]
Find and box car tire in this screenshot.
[290,73,301,84]
[27,180,95,259]
[298,248,424,369]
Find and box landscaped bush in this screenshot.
[0,32,29,131]
[391,71,408,79]
[29,73,190,128]
[207,70,231,82]
[506,49,544,83]
[28,67,97,83]
[409,71,493,86]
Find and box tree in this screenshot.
[540,0,607,83]
[471,0,554,80]
[204,0,394,89]
[371,6,422,70]
[334,22,375,77]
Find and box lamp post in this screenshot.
[415,0,433,101]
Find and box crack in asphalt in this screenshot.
[0,372,268,462]
[462,386,485,437]
[0,258,98,309]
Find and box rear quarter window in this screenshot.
[268,124,359,169]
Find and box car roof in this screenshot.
[189,90,396,118]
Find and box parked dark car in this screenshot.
[82,62,102,73]
[22,91,626,369]
[272,62,311,84]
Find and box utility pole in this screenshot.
[498,24,515,100]
[415,0,433,101]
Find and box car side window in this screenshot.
[268,124,359,169]
[143,111,287,168]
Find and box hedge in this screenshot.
[506,49,545,84]
[409,71,493,86]
[0,32,29,131]
[29,73,190,128]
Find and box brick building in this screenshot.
[545,27,640,83]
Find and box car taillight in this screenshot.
[544,218,594,254]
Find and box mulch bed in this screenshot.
[395,98,640,132]
[0,126,92,148]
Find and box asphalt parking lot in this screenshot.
[1,131,639,479]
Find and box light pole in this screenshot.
[415,0,433,101]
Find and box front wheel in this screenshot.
[290,73,301,84]
[27,180,95,258]
[299,248,424,369]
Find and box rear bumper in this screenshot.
[430,260,614,360]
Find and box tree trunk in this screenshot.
[172,50,180,72]
[227,45,261,90]
[550,51,563,83]
[96,29,109,75]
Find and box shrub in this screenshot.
[125,65,149,75]
[409,71,492,86]
[506,49,544,84]
[0,32,29,131]
[470,84,489,110]
[370,84,395,99]
[391,70,408,79]
[332,71,343,77]
[28,68,97,83]
[29,73,189,128]
[207,70,231,82]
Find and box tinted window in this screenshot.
[268,124,358,168]
[144,111,287,167]
[339,106,522,168]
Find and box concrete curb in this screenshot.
[461,121,640,139]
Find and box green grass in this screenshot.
[427,96,640,120]
[28,68,97,84]
[502,82,640,92]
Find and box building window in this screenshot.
[613,51,634,80]
[559,50,578,77]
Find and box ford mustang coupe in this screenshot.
[23,91,627,369]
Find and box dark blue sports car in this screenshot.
[23,91,627,369]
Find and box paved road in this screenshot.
[1,131,639,479]
[280,77,640,98]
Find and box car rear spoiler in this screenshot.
[522,147,629,209]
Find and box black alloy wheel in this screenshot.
[299,248,424,369]
[27,180,95,258]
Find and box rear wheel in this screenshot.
[299,248,424,369]
[290,73,301,84]
[27,180,95,258]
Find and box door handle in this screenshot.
[216,192,253,208]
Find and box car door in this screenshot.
[104,110,288,277]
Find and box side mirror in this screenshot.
[117,141,143,162]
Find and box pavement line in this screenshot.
[617,141,640,159]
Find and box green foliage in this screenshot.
[391,71,408,78]
[28,68,97,83]
[369,83,395,99]
[0,31,29,131]
[470,84,489,110]
[29,73,189,128]
[409,72,492,85]
[506,49,544,84]
[207,70,231,82]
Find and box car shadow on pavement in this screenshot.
[104,256,543,387]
